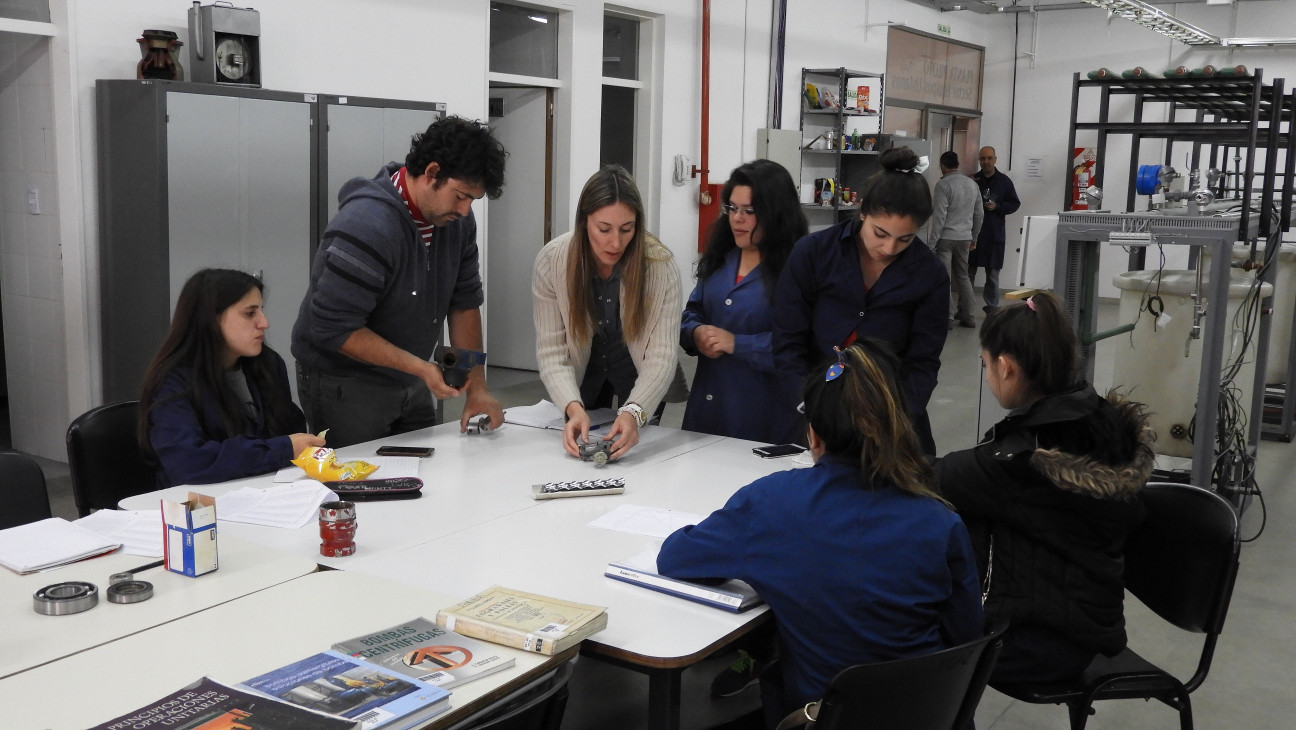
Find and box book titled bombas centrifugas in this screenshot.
[332,616,515,689]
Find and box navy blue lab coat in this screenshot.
[680,249,802,444]
[659,454,983,714]
[773,218,950,452]
[147,349,306,489]
[970,169,1021,271]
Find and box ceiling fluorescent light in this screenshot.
[1222,37,1296,48]
[1081,0,1220,46]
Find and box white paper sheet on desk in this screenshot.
[216,480,339,529]
[0,518,122,574]
[75,509,163,557]
[505,399,618,430]
[587,504,705,539]
[273,455,420,483]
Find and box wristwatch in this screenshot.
[618,402,648,427]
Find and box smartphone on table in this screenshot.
[752,443,807,458]
[375,445,434,457]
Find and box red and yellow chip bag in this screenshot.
[292,446,378,482]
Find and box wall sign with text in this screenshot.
[886,27,983,110]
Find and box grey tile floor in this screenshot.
[24,298,1296,728]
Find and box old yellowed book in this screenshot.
[435,586,608,656]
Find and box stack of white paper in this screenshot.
[505,399,618,430]
[216,481,339,529]
[75,509,163,557]
[0,518,122,574]
[587,504,705,539]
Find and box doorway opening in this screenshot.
[485,85,554,372]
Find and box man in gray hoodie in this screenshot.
[292,116,506,447]
[929,151,984,329]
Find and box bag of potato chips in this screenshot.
[292,446,378,482]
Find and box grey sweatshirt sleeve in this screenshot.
[303,198,406,352]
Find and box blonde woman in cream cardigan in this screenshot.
[533,165,686,461]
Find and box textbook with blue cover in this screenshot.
[240,650,450,730]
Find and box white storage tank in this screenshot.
[1224,242,1296,384]
[1112,269,1271,458]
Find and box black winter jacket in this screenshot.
[935,384,1155,656]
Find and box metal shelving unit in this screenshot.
[800,68,885,227]
[1056,69,1296,496]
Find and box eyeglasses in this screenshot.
[721,203,756,217]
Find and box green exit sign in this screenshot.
[937,23,951,36]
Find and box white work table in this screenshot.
[344,433,802,730]
[111,421,795,730]
[0,534,316,680]
[120,422,724,568]
[0,570,576,730]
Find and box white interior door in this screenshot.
[486,87,549,371]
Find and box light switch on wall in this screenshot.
[27,188,40,215]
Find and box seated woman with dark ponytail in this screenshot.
[659,339,982,725]
[139,269,324,488]
[935,291,1156,684]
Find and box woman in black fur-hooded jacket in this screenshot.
[935,291,1156,684]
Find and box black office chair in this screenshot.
[804,623,1006,730]
[66,400,156,517]
[460,660,572,730]
[0,450,53,528]
[993,482,1241,730]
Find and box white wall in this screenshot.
[23,0,1296,459]
[43,0,733,459]
[998,0,1296,280]
[0,31,65,460]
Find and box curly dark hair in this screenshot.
[405,115,507,199]
[696,159,807,303]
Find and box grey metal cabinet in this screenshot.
[96,80,315,403]
[316,95,445,249]
[96,80,445,404]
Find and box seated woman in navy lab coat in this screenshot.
[139,269,324,488]
[773,146,949,454]
[659,339,982,726]
[681,159,807,444]
[532,165,687,462]
[936,291,1154,684]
